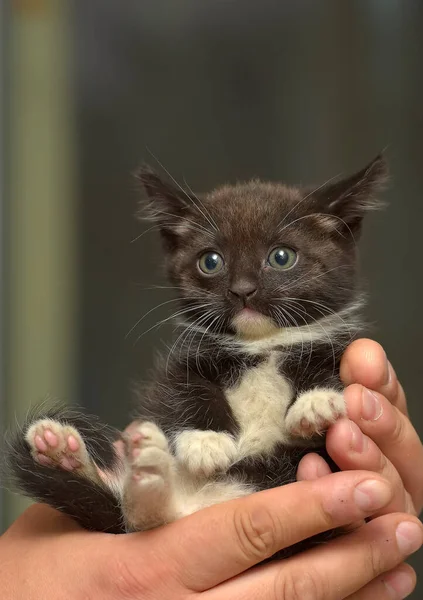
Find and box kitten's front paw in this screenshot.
[175,430,237,477]
[285,389,345,439]
[25,419,90,472]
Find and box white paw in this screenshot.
[25,419,90,471]
[124,422,173,489]
[174,430,237,477]
[285,389,345,438]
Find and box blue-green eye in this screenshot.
[198,251,224,274]
[268,247,297,270]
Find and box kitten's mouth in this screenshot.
[232,308,280,340]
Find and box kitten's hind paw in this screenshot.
[285,389,345,439]
[25,419,92,473]
[124,421,173,486]
[122,422,176,530]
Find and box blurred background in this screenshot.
[1,0,423,593]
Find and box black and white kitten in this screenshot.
[5,155,387,553]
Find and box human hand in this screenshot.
[297,338,423,597]
[1,469,421,599]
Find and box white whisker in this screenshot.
[132,303,215,345]
[277,172,341,231]
[146,148,218,233]
[272,265,351,295]
[277,212,357,247]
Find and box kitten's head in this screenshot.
[137,155,387,341]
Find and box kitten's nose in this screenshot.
[228,280,257,302]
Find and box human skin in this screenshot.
[297,339,423,518]
[0,339,422,599]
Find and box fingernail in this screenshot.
[384,569,415,598]
[396,521,423,555]
[361,388,383,421]
[349,420,368,453]
[354,479,392,511]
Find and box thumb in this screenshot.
[124,470,394,592]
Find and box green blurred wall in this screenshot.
[2,0,77,526]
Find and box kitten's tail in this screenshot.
[2,403,126,534]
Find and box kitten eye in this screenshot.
[198,251,224,274]
[268,247,297,270]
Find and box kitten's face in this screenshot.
[139,156,387,340]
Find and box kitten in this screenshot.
[4,155,387,556]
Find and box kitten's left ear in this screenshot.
[135,164,189,220]
[135,165,192,249]
[313,154,389,233]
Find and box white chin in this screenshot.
[232,312,280,340]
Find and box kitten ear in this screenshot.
[136,164,189,221]
[135,165,191,246]
[313,154,389,233]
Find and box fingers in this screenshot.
[135,471,395,591]
[326,417,414,516]
[296,452,365,533]
[296,452,332,481]
[338,338,423,513]
[207,514,423,600]
[345,564,416,600]
[343,384,423,514]
[340,339,407,415]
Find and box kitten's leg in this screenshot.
[174,430,237,477]
[122,422,176,531]
[6,408,124,532]
[25,418,101,483]
[284,388,346,439]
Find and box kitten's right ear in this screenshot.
[135,166,192,248]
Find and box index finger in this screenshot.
[129,471,394,592]
[340,338,408,415]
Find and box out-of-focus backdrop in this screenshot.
[1,0,423,593]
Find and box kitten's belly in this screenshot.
[225,353,292,457]
[173,355,293,517]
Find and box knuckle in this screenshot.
[366,541,385,578]
[390,413,407,447]
[233,504,278,562]
[318,503,338,531]
[276,567,327,600]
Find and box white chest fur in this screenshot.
[225,353,293,458]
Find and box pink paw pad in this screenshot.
[67,435,80,452]
[34,435,48,452]
[35,453,53,466]
[125,431,148,460]
[27,421,87,473]
[43,429,59,447]
[59,455,81,471]
[131,432,145,445]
